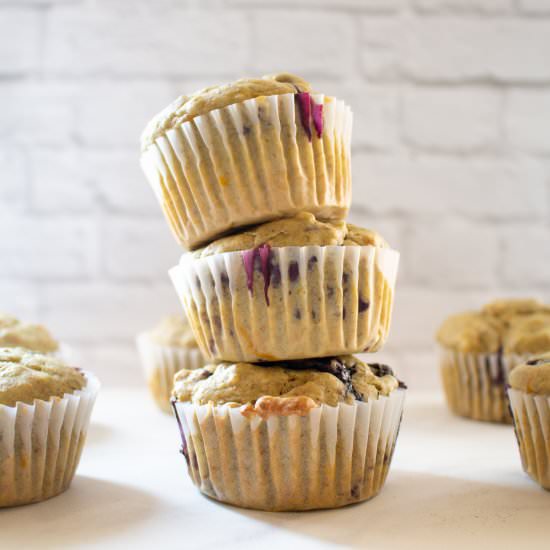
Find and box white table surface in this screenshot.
[1,388,549,550]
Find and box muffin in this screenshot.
[140,73,352,249]
[0,313,59,354]
[171,355,406,511]
[136,315,206,413]
[436,298,550,423]
[170,213,399,363]
[0,348,99,507]
[508,353,550,490]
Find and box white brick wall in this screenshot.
[1,0,549,390]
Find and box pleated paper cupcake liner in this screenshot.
[136,333,206,414]
[141,92,353,249]
[439,347,528,424]
[0,372,100,507]
[508,389,550,490]
[170,245,399,363]
[173,388,405,511]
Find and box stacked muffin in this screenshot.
[437,298,550,423]
[140,73,405,511]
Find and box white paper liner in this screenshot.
[439,347,528,423]
[508,388,550,490]
[0,372,100,507]
[170,245,399,363]
[141,93,353,248]
[173,388,405,511]
[136,333,206,414]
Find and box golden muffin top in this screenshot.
[509,352,550,395]
[0,312,59,354]
[149,315,198,349]
[191,212,388,258]
[0,348,85,407]
[141,73,311,151]
[172,355,400,417]
[436,299,550,355]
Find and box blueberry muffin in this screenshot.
[136,315,206,413]
[170,212,399,363]
[140,73,352,249]
[0,348,100,507]
[508,352,550,490]
[172,355,406,511]
[436,298,550,423]
[0,313,59,354]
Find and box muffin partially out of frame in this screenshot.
[137,315,206,414]
[170,213,399,363]
[0,348,99,507]
[171,355,406,511]
[436,298,550,423]
[140,73,352,249]
[508,352,550,490]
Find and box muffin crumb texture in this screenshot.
[437,299,550,355]
[0,348,85,407]
[509,352,550,395]
[193,212,388,258]
[173,355,399,413]
[0,313,59,354]
[141,73,311,150]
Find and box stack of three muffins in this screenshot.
[140,73,405,511]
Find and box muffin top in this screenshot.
[0,313,59,354]
[192,213,388,258]
[149,315,198,349]
[141,73,311,151]
[0,347,86,407]
[436,299,550,355]
[509,352,550,395]
[173,355,401,417]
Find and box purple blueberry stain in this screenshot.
[258,244,272,305]
[220,272,230,289]
[241,244,273,305]
[358,297,370,313]
[172,400,189,464]
[295,92,312,141]
[288,261,300,282]
[270,264,281,288]
[242,249,256,293]
[295,92,324,141]
[312,102,323,139]
[307,255,318,272]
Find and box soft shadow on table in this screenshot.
[0,476,158,546]
[231,470,550,549]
